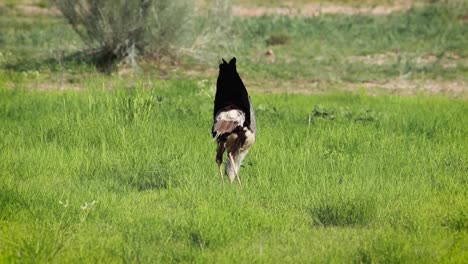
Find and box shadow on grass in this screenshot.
[3,49,119,73]
[441,210,467,232]
[310,195,376,227]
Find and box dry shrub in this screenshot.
[53,0,232,71]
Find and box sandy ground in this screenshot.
[246,78,468,98]
[232,2,417,17]
[346,52,467,69]
[6,1,417,17]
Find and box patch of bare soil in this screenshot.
[7,76,467,99]
[233,2,417,17]
[351,79,467,97]
[347,52,400,66]
[347,52,467,69]
[15,5,60,16]
[247,78,467,98]
[6,81,81,91]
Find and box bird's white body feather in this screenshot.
[216,109,245,126]
[213,110,245,139]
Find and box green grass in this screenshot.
[0,1,467,262]
[0,82,467,262]
[235,3,468,84]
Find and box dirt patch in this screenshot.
[6,81,80,91]
[247,78,467,98]
[233,2,417,17]
[347,52,399,66]
[352,79,467,97]
[347,52,467,69]
[15,5,60,16]
[9,1,415,18]
[6,76,467,98]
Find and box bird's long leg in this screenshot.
[228,152,242,187]
[216,141,225,185]
[217,160,224,184]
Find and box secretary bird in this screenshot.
[212,57,256,186]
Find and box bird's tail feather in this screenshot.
[213,120,239,140]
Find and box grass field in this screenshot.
[1,83,467,262]
[0,0,467,263]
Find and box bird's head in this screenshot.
[219,57,237,75]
